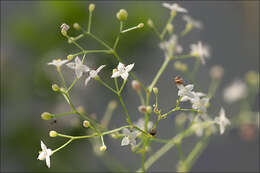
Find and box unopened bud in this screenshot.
[174,61,187,72]
[138,105,146,113]
[49,130,57,137]
[89,3,95,12]
[99,145,107,152]
[77,106,85,114]
[41,112,52,120]
[52,84,59,92]
[60,23,70,36]
[146,106,152,114]
[73,23,80,30]
[152,87,158,95]
[149,129,157,136]
[116,9,128,21]
[60,87,66,93]
[245,71,259,87]
[147,19,153,27]
[131,80,140,91]
[67,54,74,61]
[138,23,144,28]
[83,120,90,128]
[210,65,224,80]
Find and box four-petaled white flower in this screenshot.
[190,41,210,65]
[66,56,90,79]
[190,93,209,113]
[37,140,52,168]
[223,80,248,103]
[183,15,203,29]
[84,65,106,86]
[214,108,231,135]
[177,84,195,101]
[111,62,134,80]
[121,128,138,147]
[162,3,188,13]
[48,59,69,67]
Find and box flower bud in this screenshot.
[146,106,152,114]
[41,112,52,120]
[147,19,153,27]
[166,23,174,33]
[49,130,58,137]
[149,129,157,136]
[60,87,66,93]
[210,65,224,80]
[245,71,259,87]
[67,54,74,61]
[174,61,187,72]
[52,84,59,92]
[131,80,140,91]
[116,9,128,21]
[73,23,80,30]
[83,120,90,128]
[138,105,146,113]
[60,23,70,36]
[77,106,85,114]
[152,87,158,95]
[137,23,144,28]
[99,145,107,152]
[89,3,95,12]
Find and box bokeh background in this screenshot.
[1,1,259,172]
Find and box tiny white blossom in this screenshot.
[66,56,90,79]
[84,65,106,86]
[48,59,68,67]
[190,41,210,65]
[134,118,153,133]
[159,35,182,58]
[162,3,188,13]
[111,62,134,80]
[37,141,52,168]
[214,108,231,135]
[121,128,138,147]
[60,23,70,31]
[223,80,247,103]
[177,84,195,101]
[190,93,209,113]
[183,15,203,29]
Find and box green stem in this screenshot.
[51,111,76,118]
[119,79,127,94]
[113,21,123,50]
[52,139,73,154]
[160,14,175,40]
[65,35,85,51]
[118,94,133,126]
[88,10,93,33]
[137,90,145,105]
[96,77,118,94]
[57,67,67,89]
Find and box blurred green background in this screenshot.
[1,1,259,172]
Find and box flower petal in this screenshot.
[45,155,51,168]
[75,56,82,65]
[121,72,129,80]
[41,141,47,151]
[121,136,130,146]
[111,71,121,78]
[75,68,83,79]
[66,62,76,69]
[125,63,134,72]
[84,76,91,86]
[117,62,125,71]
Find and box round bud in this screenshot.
[49,130,57,137]
[245,71,259,87]
[131,80,140,91]
[146,106,152,114]
[41,112,52,120]
[83,120,90,128]
[210,65,224,80]
[67,54,74,61]
[152,87,158,95]
[52,84,59,92]
[73,23,80,30]
[61,30,67,36]
[77,106,85,114]
[60,87,66,93]
[99,145,107,152]
[89,3,95,12]
[147,19,153,27]
[138,105,146,113]
[116,9,128,21]
[174,61,187,72]
[149,129,157,136]
[138,23,144,28]
[166,23,173,33]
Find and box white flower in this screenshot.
[60,23,70,31]
[37,141,52,168]
[177,84,195,101]
[84,65,106,86]
[111,62,134,80]
[48,59,68,67]
[190,41,210,65]
[223,80,247,103]
[66,56,90,79]
[162,3,188,13]
[190,93,209,113]
[159,35,182,58]
[121,128,138,147]
[134,118,153,132]
[214,108,231,134]
[183,15,203,29]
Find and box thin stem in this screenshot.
[101,101,118,128]
[57,67,67,89]
[114,78,119,91]
[137,90,145,105]
[119,79,127,94]
[51,111,76,118]
[96,77,118,94]
[52,139,73,154]
[160,14,175,40]
[118,94,133,126]
[176,143,185,162]
[113,21,123,50]
[88,10,93,33]
[121,25,140,34]
[86,32,112,50]
[66,78,78,93]
[175,54,194,59]
[65,35,85,51]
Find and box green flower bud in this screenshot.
[138,23,144,28]
[41,112,52,120]
[89,3,95,12]
[147,19,153,27]
[73,23,80,30]
[61,29,67,36]
[49,130,57,137]
[60,87,66,93]
[77,106,85,114]
[166,23,174,33]
[116,9,128,21]
[83,120,90,128]
[52,84,59,92]
[99,145,107,152]
[245,71,259,87]
[146,106,152,114]
[152,87,158,95]
[67,54,74,61]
